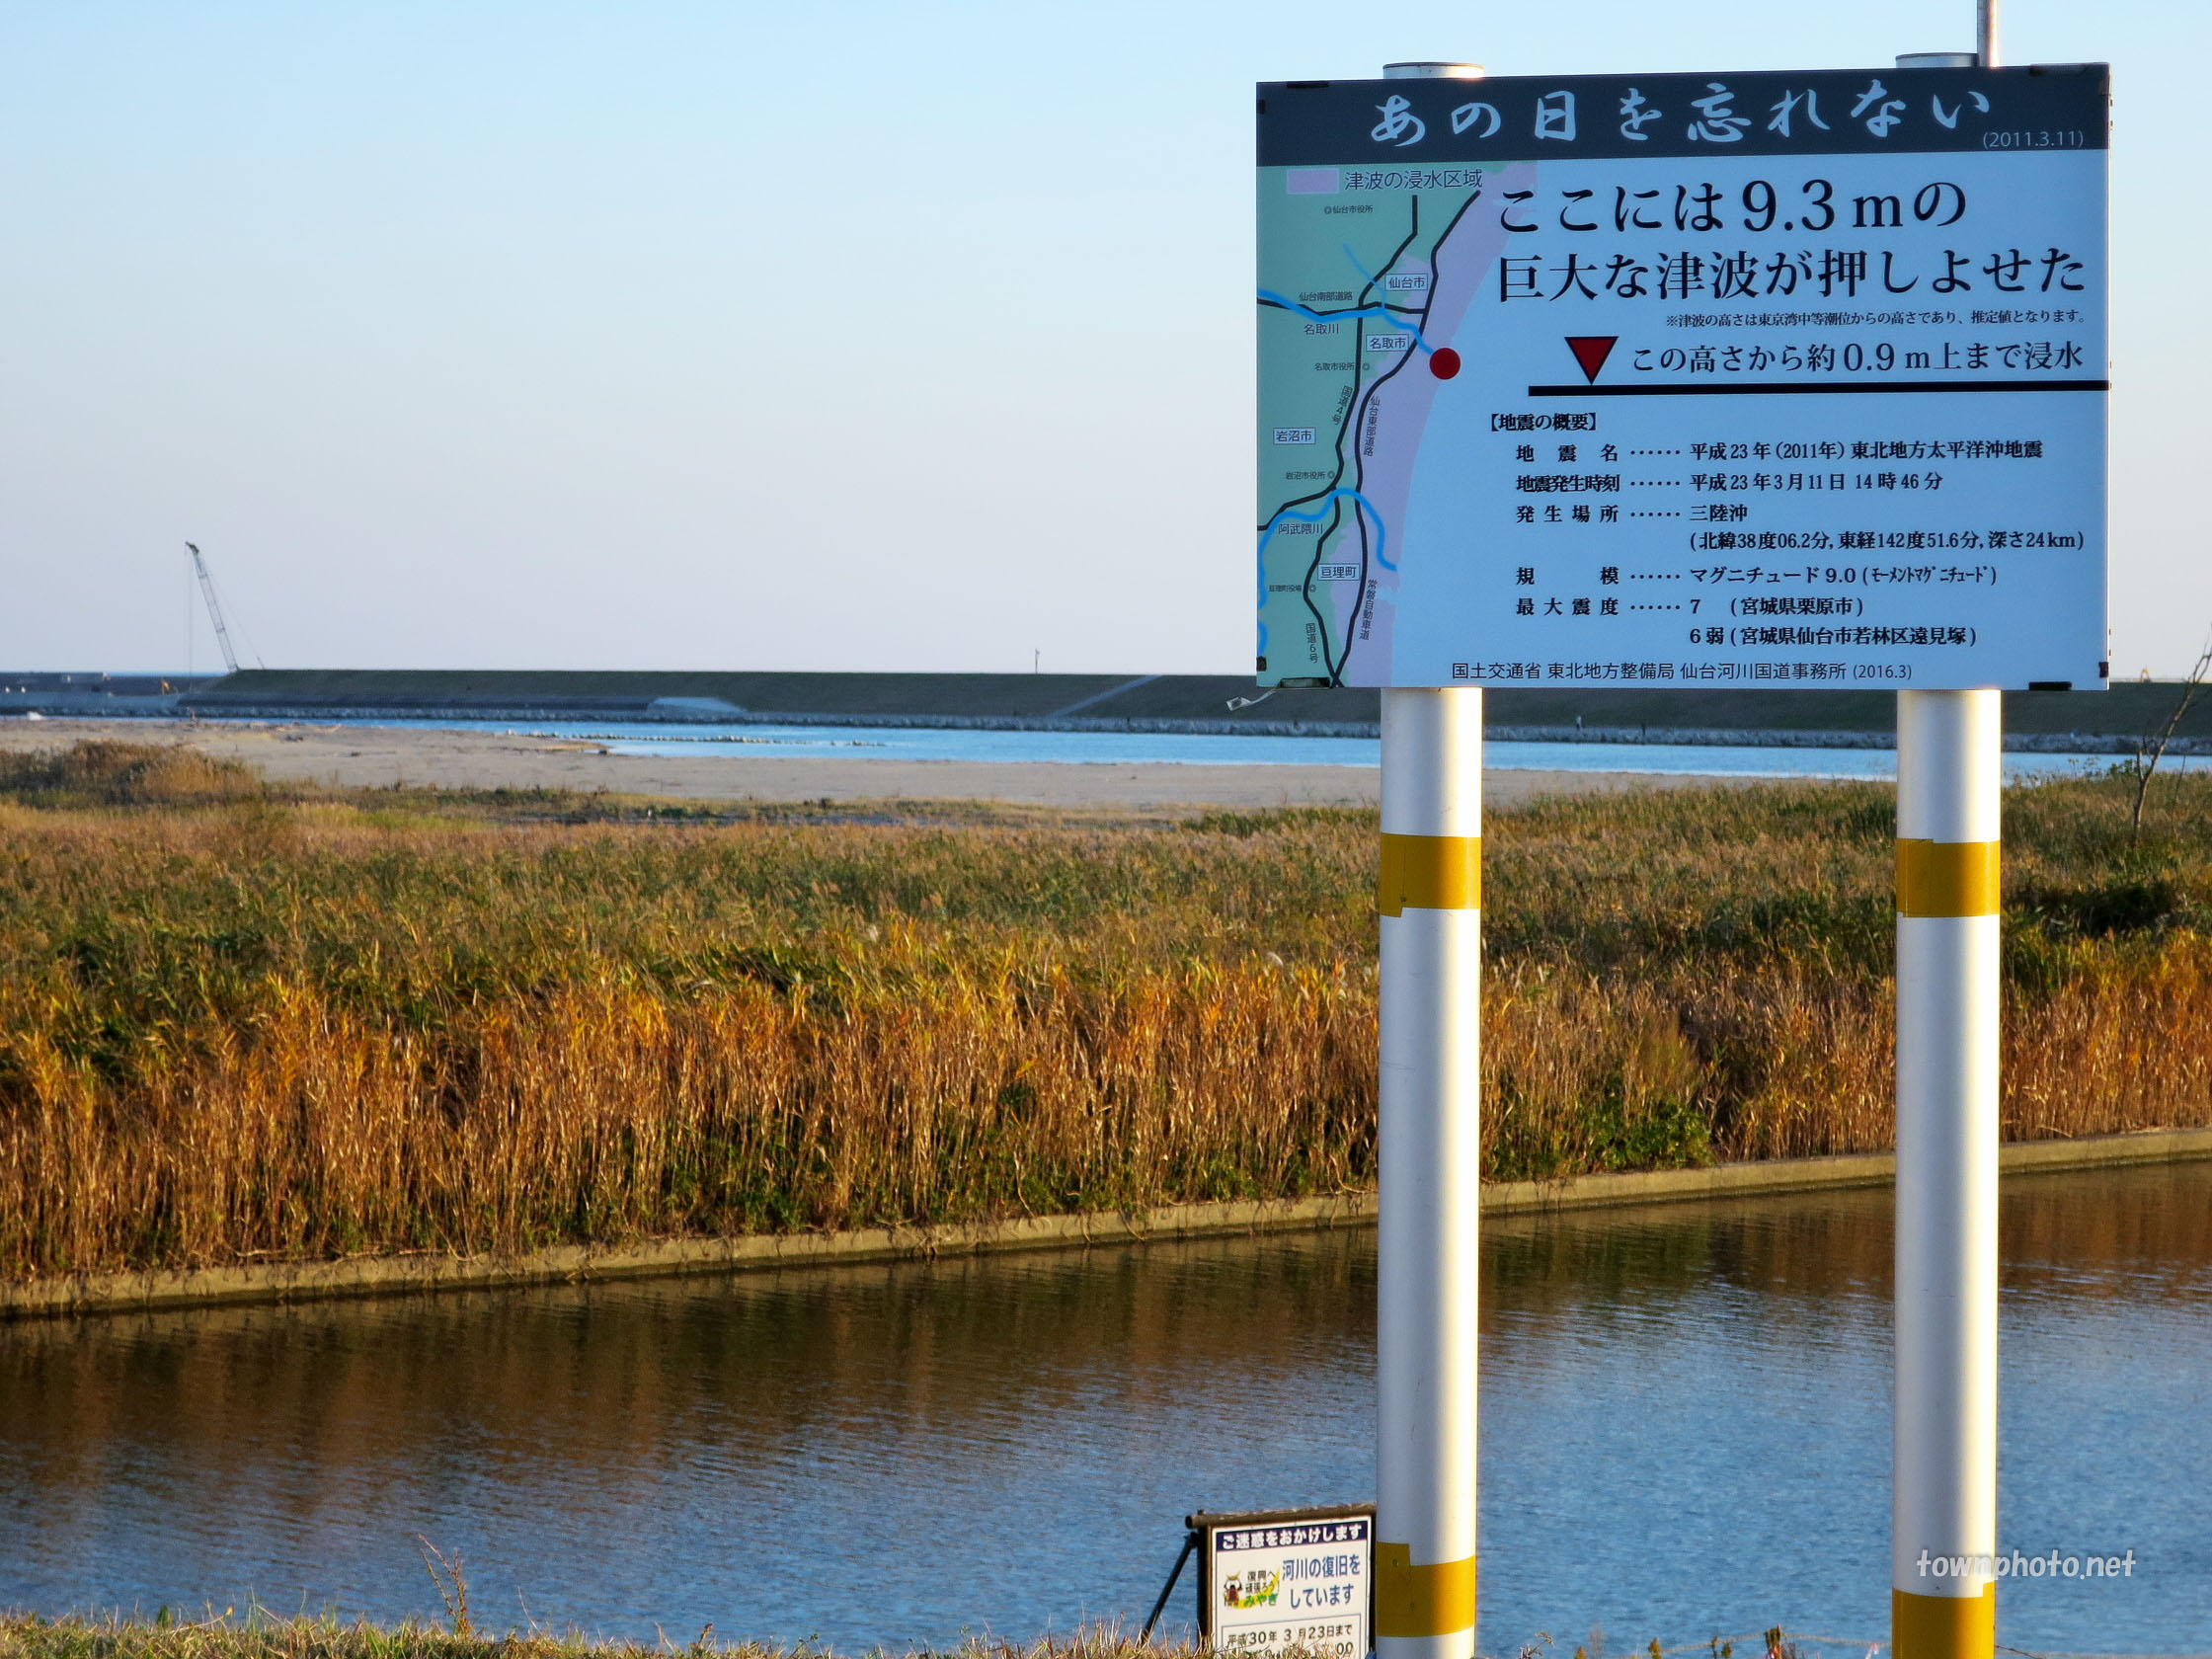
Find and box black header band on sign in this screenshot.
[1257,65,2108,166]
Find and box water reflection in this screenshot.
[1,1164,2205,1654]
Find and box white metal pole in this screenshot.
[1892,687,2002,1659]
[1888,40,2000,1659]
[1373,65,1484,1659]
[1377,682,1482,1659]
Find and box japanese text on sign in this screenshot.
[1255,64,2109,690]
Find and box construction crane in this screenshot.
[185,541,260,673]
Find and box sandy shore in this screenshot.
[0,718,1763,810]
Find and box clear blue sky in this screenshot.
[3,1,2204,676]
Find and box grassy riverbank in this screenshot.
[2,741,2209,1282]
[0,1615,1200,1659]
[0,1613,1831,1659]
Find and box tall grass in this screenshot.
[1,743,2208,1280]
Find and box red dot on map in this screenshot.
[1429,348,1462,380]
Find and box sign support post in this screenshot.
[1892,10,2003,1650]
[1378,681,1481,1659]
[1373,60,1485,1659]
[1892,685,2002,1659]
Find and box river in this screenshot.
[361,719,2151,782]
[5,1163,2207,1654]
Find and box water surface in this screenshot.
[332,718,2140,782]
[5,1164,2207,1654]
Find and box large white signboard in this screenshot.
[1202,1510,1371,1659]
[1255,65,2109,690]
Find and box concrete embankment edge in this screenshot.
[14,1126,2212,1319]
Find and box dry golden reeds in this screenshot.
[1,745,2207,1280]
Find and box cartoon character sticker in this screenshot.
[1222,1570,1282,1611]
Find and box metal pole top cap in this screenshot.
[1382,61,1485,79]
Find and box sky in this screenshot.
[2,0,2206,677]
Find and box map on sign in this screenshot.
[1255,65,2109,690]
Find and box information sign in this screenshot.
[1196,1507,1372,1659]
[1255,65,2109,690]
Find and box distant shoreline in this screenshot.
[5,668,2207,752]
[23,704,2201,755]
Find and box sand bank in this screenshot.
[0,718,1770,810]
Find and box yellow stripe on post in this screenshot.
[1378,833,1482,916]
[1893,1587,1995,1659]
[1896,838,2001,917]
[1374,1543,1477,1638]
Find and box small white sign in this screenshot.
[1204,1513,1370,1659]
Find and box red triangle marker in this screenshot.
[1565,336,1618,384]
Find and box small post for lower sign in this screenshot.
[1377,683,1481,1659]
[1892,687,2002,1659]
